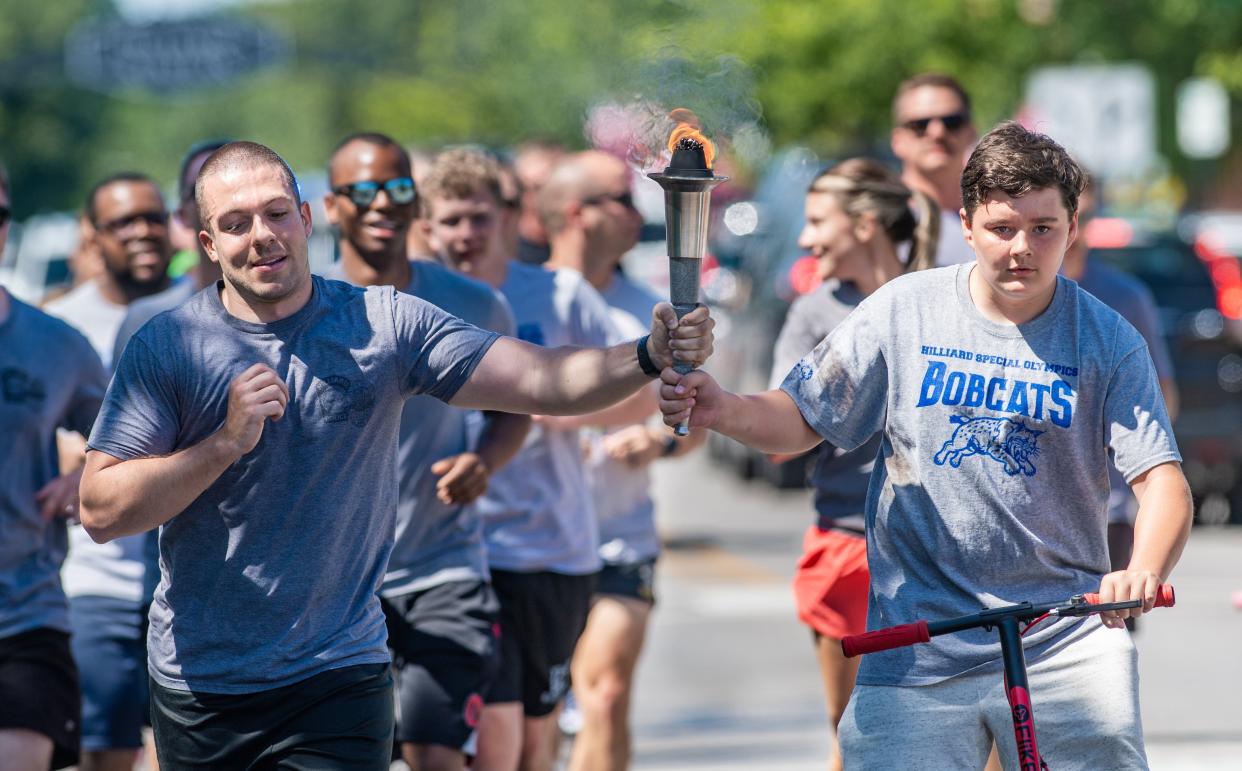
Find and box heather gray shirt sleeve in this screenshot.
[88,335,181,460]
[1103,342,1180,482]
[770,282,864,389]
[770,297,828,389]
[391,291,501,402]
[779,293,889,451]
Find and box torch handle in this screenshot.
[672,302,701,437]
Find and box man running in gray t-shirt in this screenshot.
[660,123,1190,770]
[322,132,530,771]
[79,141,713,771]
[0,166,110,771]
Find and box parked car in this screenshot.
[0,213,77,303]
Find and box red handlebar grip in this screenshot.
[1083,584,1175,607]
[841,620,930,658]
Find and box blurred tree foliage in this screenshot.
[2,0,1242,216]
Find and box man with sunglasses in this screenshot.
[46,173,173,368]
[891,72,979,266]
[44,172,174,771]
[322,132,531,771]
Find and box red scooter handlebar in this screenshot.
[841,584,1175,659]
[1083,583,1175,608]
[840,620,930,658]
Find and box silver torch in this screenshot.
[647,116,727,436]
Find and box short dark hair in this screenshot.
[960,121,1086,221]
[85,172,162,224]
[195,141,301,226]
[178,139,231,205]
[893,72,972,121]
[327,132,412,183]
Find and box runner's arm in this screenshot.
[79,437,242,542]
[476,411,532,473]
[1094,460,1192,627]
[658,369,821,455]
[430,410,531,505]
[450,304,712,415]
[81,363,287,542]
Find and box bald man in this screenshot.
[540,151,707,771]
[79,141,714,771]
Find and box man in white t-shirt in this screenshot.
[43,172,173,771]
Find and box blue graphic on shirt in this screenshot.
[933,415,1043,476]
[794,360,814,381]
[917,360,1074,428]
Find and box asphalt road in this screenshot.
[630,452,1242,770]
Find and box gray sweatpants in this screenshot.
[839,621,1147,770]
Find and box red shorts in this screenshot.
[792,526,869,640]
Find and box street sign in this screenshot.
[1177,77,1231,159]
[65,16,290,94]
[1024,64,1157,178]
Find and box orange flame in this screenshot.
[666,108,716,169]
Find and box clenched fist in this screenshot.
[648,303,714,372]
[216,363,289,458]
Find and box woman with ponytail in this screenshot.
[767,158,938,771]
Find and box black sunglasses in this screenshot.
[901,112,970,136]
[0,206,9,228]
[582,191,635,210]
[333,177,417,209]
[96,210,169,235]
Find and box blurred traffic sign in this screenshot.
[1177,77,1231,159]
[1024,64,1156,178]
[65,16,290,94]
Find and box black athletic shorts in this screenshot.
[595,558,657,605]
[0,627,79,769]
[149,663,394,770]
[381,579,500,748]
[486,570,595,717]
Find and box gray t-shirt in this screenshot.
[590,272,661,565]
[1077,260,1175,524]
[87,276,499,693]
[478,262,622,574]
[45,279,155,606]
[769,280,873,534]
[112,277,197,368]
[780,265,1180,686]
[0,296,107,639]
[325,261,516,595]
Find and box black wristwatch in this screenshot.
[636,335,661,378]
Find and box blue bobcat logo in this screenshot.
[933,415,1043,476]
